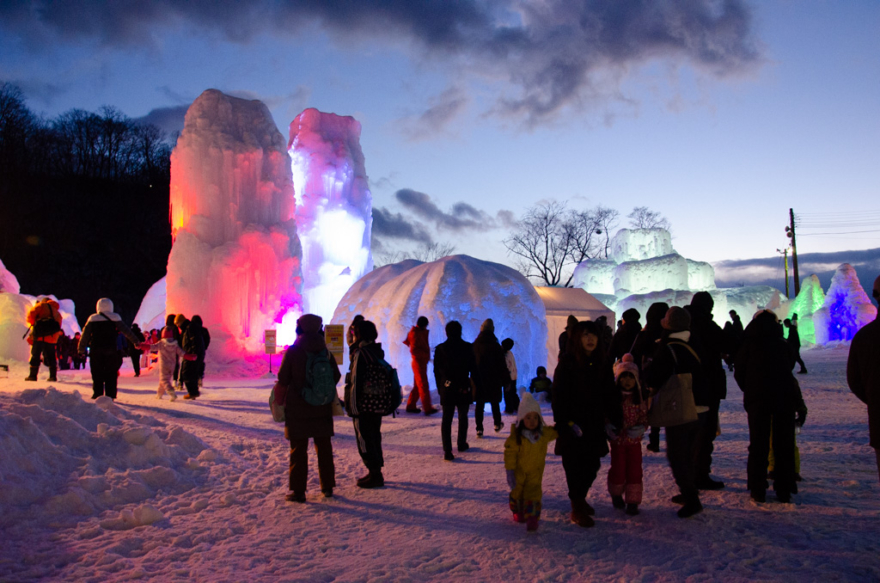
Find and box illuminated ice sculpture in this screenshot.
[288,109,373,323]
[166,90,303,359]
[812,263,877,344]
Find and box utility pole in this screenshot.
[777,247,790,297]
[785,208,800,296]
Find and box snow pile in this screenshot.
[0,387,210,528]
[332,255,547,388]
[288,108,373,323]
[813,263,877,344]
[0,258,20,293]
[132,276,167,332]
[167,89,303,357]
[0,290,80,362]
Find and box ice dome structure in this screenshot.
[813,264,877,344]
[331,255,548,388]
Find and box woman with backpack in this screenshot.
[345,320,389,489]
[24,297,64,381]
[277,314,341,502]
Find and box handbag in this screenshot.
[647,342,699,428]
[330,394,345,417]
[269,381,287,423]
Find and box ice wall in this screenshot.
[133,277,168,333]
[1,259,20,294]
[813,264,877,344]
[571,259,616,295]
[777,274,825,345]
[167,90,302,358]
[611,229,674,263]
[614,254,689,295]
[288,109,373,323]
[331,255,547,390]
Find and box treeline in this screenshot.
[0,82,173,324]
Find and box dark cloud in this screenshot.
[400,86,469,140]
[371,206,433,244]
[1,1,762,126]
[713,248,880,293]
[395,188,494,232]
[134,105,188,136]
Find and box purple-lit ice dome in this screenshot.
[331,255,548,389]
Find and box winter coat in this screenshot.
[504,350,517,382]
[156,339,187,381]
[688,307,728,403]
[26,299,63,344]
[734,317,799,415]
[529,376,552,394]
[79,299,141,359]
[433,336,477,407]
[609,321,642,362]
[403,326,430,363]
[344,341,386,416]
[847,317,880,449]
[504,425,559,502]
[645,332,708,408]
[551,351,618,458]
[473,331,508,403]
[786,324,801,350]
[180,321,206,382]
[278,332,341,441]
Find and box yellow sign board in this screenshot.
[264,329,277,355]
[325,324,345,363]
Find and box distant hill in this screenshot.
[712,247,880,296]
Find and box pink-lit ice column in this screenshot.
[167,90,303,358]
[288,109,373,322]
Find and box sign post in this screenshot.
[324,324,345,365]
[264,330,277,374]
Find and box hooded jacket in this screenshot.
[78,298,140,355]
[504,393,558,501]
[473,323,508,403]
[734,312,800,414]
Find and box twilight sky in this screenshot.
[2,0,878,270]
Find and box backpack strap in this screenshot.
[667,340,700,364]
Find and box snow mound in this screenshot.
[0,292,80,362]
[332,255,548,387]
[0,388,211,528]
[0,258,20,293]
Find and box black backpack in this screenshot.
[33,304,61,338]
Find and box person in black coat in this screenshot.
[473,318,509,437]
[77,298,143,399]
[734,310,799,503]
[687,292,728,490]
[277,314,341,502]
[180,315,206,399]
[433,320,477,461]
[609,308,642,363]
[551,320,619,528]
[344,320,388,489]
[129,323,145,377]
[644,306,705,518]
[630,302,669,452]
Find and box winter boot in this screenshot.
[625,503,640,516]
[647,431,660,453]
[47,367,57,382]
[611,495,625,509]
[677,495,703,518]
[25,366,38,381]
[570,499,595,528]
[357,469,385,489]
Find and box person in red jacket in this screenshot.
[404,316,438,415]
[25,297,64,381]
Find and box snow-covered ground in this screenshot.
[1,345,878,582]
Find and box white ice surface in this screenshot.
[1,346,877,581]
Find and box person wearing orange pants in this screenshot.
[404,316,438,415]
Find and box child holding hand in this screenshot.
[156,327,196,401]
[606,354,649,516]
[504,392,558,531]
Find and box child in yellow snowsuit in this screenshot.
[504,392,558,531]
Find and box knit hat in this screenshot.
[517,392,543,424]
[96,298,114,313]
[297,314,323,334]
[480,318,495,333]
[613,353,640,384]
[661,306,691,331]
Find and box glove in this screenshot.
[506,469,516,490]
[569,423,583,437]
[626,425,646,439]
[605,423,619,440]
[795,409,807,428]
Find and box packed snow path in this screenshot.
[1,346,878,582]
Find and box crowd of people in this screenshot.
[276,293,833,533]
[24,298,210,401]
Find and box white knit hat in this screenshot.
[517,392,543,424]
